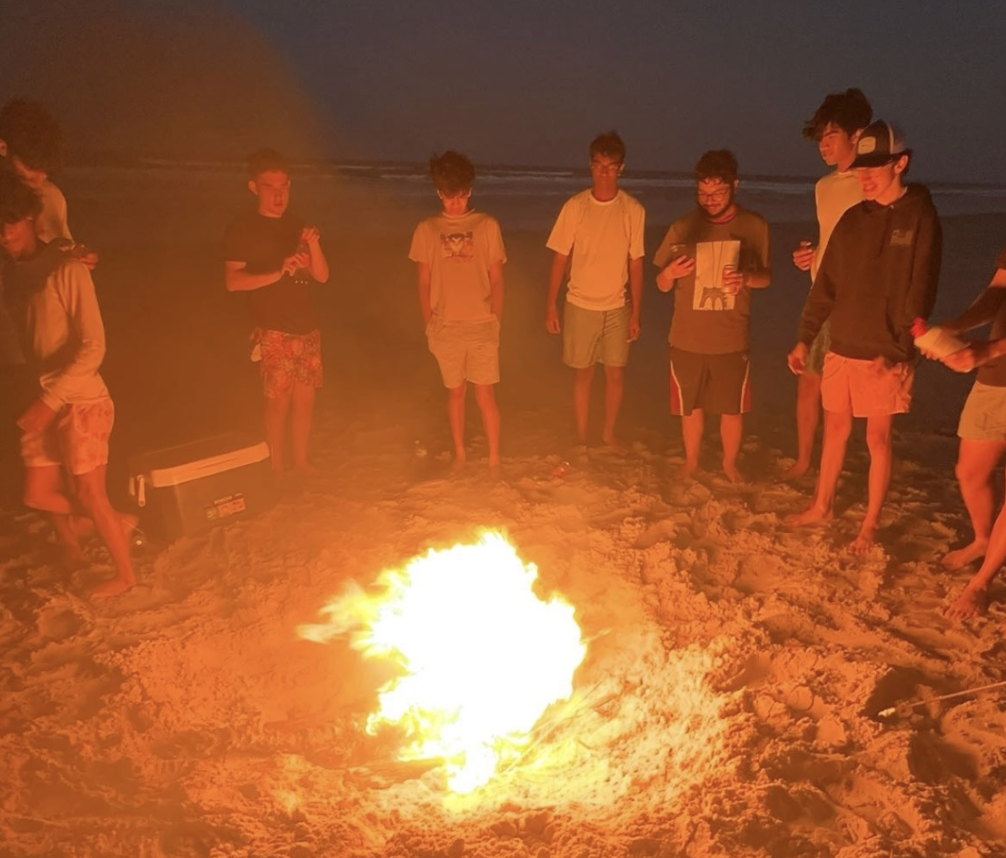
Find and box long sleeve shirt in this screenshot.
[798,183,942,363]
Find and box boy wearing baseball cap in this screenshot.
[787,120,942,553]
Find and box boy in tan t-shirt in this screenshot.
[408,151,506,472]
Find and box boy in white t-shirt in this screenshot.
[783,88,872,479]
[545,131,645,450]
[409,151,506,472]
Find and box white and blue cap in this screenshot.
[851,119,910,168]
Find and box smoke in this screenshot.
[0,0,334,161]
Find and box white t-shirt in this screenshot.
[812,169,862,281]
[546,188,645,311]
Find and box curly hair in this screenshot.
[589,130,626,164]
[246,148,289,180]
[0,99,64,174]
[802,88,873,141]
[695,149,738,184]
[0,166,44,225]
[429,151,475,196]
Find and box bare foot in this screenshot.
[488,462,504,481]
[674,461,699,481]
[602,434,626,452]
[723,463,745,484]
[847,524,876,555]
[292,462,322,478]
[945,584,988,621]
[779,460,811,481]
[942,539,988,570]
[449,456,467,475]
[91,575,137,598]
[785,504,833,526]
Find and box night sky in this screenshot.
[3,0,1006,182]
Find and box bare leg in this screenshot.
[473,383,500,469]
[602,365,625,449]
[23,464,82,561]
[782,371,822,479]
[944,438,1006,569]
[678,409,703,479]
[572,366,595,446]
[947,493,1006,620]
[74,466,137,597]
[848,414,894,553]
[787,408,852,525]
[289,382,317,473]
[264,389,292,473]
[447,381,468,467]
[720,413,744,483]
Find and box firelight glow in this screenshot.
[298,531,586,793]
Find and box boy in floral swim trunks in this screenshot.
[224,149,330,474]
[0,169,136,597]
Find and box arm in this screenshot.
[416,262,433,326]
[224,260,284,292]
[40,264,106,410]
[902,209,943,328]
[545,251,568,334]
[302,226,329,283]
[939,266,1006,334]
[627,256,643,340]
[796,259,837,347]
[488,260,504,323]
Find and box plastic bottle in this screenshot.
[911,317,967,359]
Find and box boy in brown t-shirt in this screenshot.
[653,150,771,482]
[409,151,506,472]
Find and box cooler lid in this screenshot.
[132,434,271,488]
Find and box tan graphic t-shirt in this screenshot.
[409,210,506,324]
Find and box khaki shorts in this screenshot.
[821,352,913,417]
[562,302,630,368]
[21,397,115,475]
[427,317,500,388]
[958,380,1006,441]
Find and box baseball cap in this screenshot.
[851,120,910,168]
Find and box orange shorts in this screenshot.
[258,328,323,399]
[821,353,913,417]
[21,397,115,475]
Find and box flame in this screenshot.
[298,531,586,793]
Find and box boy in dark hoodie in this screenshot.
[786,120,942,553]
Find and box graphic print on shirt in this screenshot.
[693,239,741,311]
[440,231,475,263]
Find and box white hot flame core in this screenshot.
[298,531,586,793]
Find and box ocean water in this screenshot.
[61,159,1006,237]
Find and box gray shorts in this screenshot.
[958,380,1006,441]
[562,302,630,368]
[806,319,832,376]
[427,317,500,388]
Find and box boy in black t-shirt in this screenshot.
[224,148,329,474]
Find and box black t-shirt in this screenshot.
[223,210,316,334]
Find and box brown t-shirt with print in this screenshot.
[653,206,770,354]
[977,239,1006,386]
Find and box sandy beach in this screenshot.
[1,166,1005,858]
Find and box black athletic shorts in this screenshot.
[669,347,751,416]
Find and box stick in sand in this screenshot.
[877,679,1006,719]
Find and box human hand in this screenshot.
[722,265,745,296]
[942,342,986,373]
[792,240,815,272]
[17,398,58,434]
[628,316,641,342]
[787,342,808,375]
[71,244,99,270]
[545,303,560,335]
[300,226,320,246]
[282,250,310,275]
[665,254,695,280]
[869,355,894,374]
